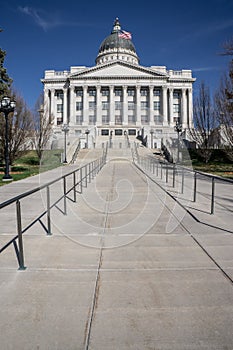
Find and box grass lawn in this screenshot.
[0,150,63,186]
[191,163,233,179]
[183,149,233,180]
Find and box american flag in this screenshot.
[118,30,132,40]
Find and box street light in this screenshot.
[62,124,69,163]
[0,96,16,181]
[85,129,90,148]
[174,120,182,163]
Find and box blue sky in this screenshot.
[1,0,232,109]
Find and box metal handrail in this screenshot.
[0,151,107,270]
[135,154,233,215]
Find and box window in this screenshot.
[57,104,63,113]
[173,117,180,123]
[115,88,122,96]
[115,115,122,124]
[154,101,160,111]
[128,115,136,124]
[128,129,136,135]
[128,102,135,110]
[173,91,180,99]
[115,129,123,135]
[101,129,109,136]
[102,116,110,124]
[76,116,83,124]
[141,102,148,110]
[89,116,96,124]
[128,88,135,96]
[153,89,161,96]
[102,102,109,110]
[154,115,163,124]
[56,91,63,99]
[76,102,83,111]
[173,103,180,113]
[141,88,148,96]
[88,88,96,96]
[89,102,96,110]
[57,118,63,125]
[141,115,149,124]
[115,102,122,110]
[76,89,83,96]
[101,88,109,96]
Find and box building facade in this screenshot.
[41,18,195,149]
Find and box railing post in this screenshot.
[160,163,163,179]
[80,167,83,193]
[16,200,26,270]
[211,177,215,214]
[172,164,176,188]
[46,186,52,235]
[73,172,77,202]
[193,171,197,202]
[63,177,67,215]
[156,162,159,176]
[88,163,91,183]
[166,164,168,183]
[181,167,184,194]
[85,164,88,187]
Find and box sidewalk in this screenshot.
[0,154,233,349]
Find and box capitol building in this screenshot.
[41,18,195,150]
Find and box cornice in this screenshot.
[69,60,168,78]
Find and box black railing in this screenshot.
[134,153,233,216]
[0,153,107,270]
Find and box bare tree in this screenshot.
[0,90,33,165]
[9,91,33,164]
[188,82,216,163]
[32,93,52,160]
[214,38,233,159]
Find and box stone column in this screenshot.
[69,86,76,126]
[181,88,188,128]
[162,86,168,125]
[83,85,88,125]
[50,88,57,124]
[149,86,154,125]
[136,85,141,126]
[96,85,101,126]
[44,88,50,122]
[169,88,174,125]
[123,85,128,126]
[109,85,115,125]
[63,88,68,124]
[188,88,193,128]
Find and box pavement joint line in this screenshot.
[0,266,220,272]
[84,164,114,350]
[133,162,233,287]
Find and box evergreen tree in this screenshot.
[0,29,12,96]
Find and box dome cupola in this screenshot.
[96,18,139,65]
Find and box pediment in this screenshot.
[69,62,167,79]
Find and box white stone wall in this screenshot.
[41,63,195,149]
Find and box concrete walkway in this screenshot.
[0,150,233,350]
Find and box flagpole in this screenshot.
[117,18,119,60]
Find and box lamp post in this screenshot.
[174,120,182,163]
[150,129,154,149]
[62,124,69,163]
[0,96,16,181]
[85,129,90,148]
